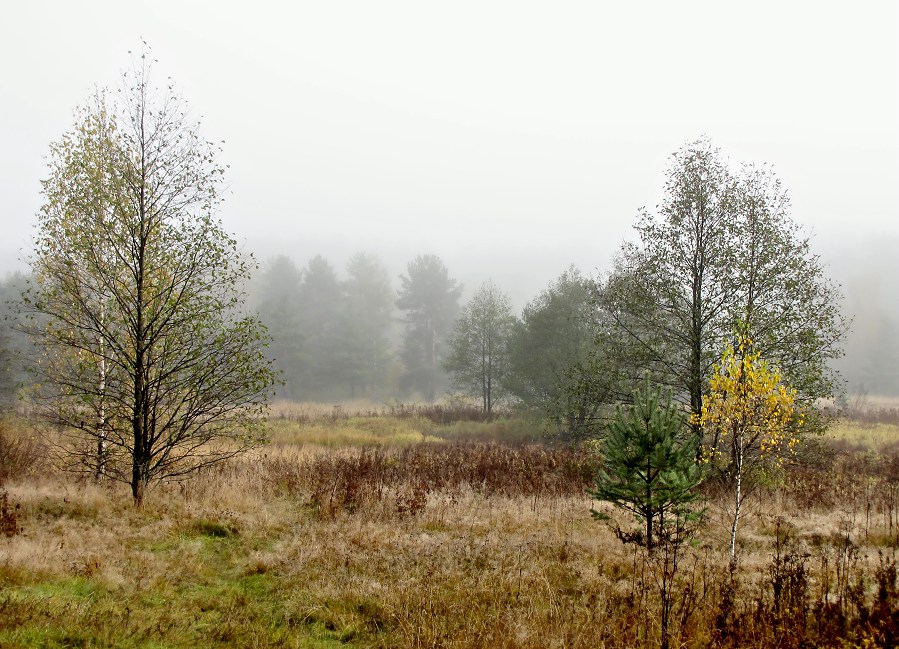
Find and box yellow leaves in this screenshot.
[699,334,801,463]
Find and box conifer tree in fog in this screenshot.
[340,252,394,398]
[395,254,461,401]
[295,255,344,398]
[256,256,304,400]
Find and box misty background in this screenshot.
[1,1,897,397]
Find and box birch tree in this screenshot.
[696,333,800,569]
[25,52,276,505]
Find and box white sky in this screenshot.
[1,1,897,308]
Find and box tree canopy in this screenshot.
[294,255,344,398]
[340,252,395,398]
[697,333,800,565]
[508,268,627,439]
[602,139,847,421]
[255,255,305,400]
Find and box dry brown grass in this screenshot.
[1,415,899,647]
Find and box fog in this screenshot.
[2,1,897,395]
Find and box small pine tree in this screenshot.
[591,377,705,649]
[591,377,704,552]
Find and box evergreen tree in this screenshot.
[340,252,394,398]
[296,255,344,398]
[395,254,461,401]
[591,377,704,552]
[256,256,304,400]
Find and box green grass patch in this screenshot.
[0,569,373,648]
[188,519,239,539]
[269,415,438,447]
[268,413,548,447]
[824,420,899,450]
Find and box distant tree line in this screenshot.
[248,139,842,441]
[1,139,854,434]
[249,251,625,424]
[253,252,461,402]
[245,134,850,441]
[0,138,860,442]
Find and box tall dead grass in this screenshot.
[1,414,899,646]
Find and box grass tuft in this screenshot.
[189,519,239,538]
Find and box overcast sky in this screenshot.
[1,1,897,308]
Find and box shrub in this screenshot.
[264,441,597,519]
[0,420,44,485]
[0,490,21,537]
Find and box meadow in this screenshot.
[1,403,899,648]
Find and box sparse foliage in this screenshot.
[444,280,515,414]
[25,51,276,504]
[0,273,32,409]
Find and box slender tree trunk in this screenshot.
[730,432,744,571]
[132,351,146,506]
[95,325,106,481]
[485,341,492,415]
[646,455,654,553]
[689,192,707,436]
[131,110,148,507]
[730,330,751,570]
[660,577,671,649]
[96,435,105,480]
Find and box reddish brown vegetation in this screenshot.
[265,442,597,518]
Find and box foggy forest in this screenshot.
[3,236,897,409]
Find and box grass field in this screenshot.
[1,410,899,647]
